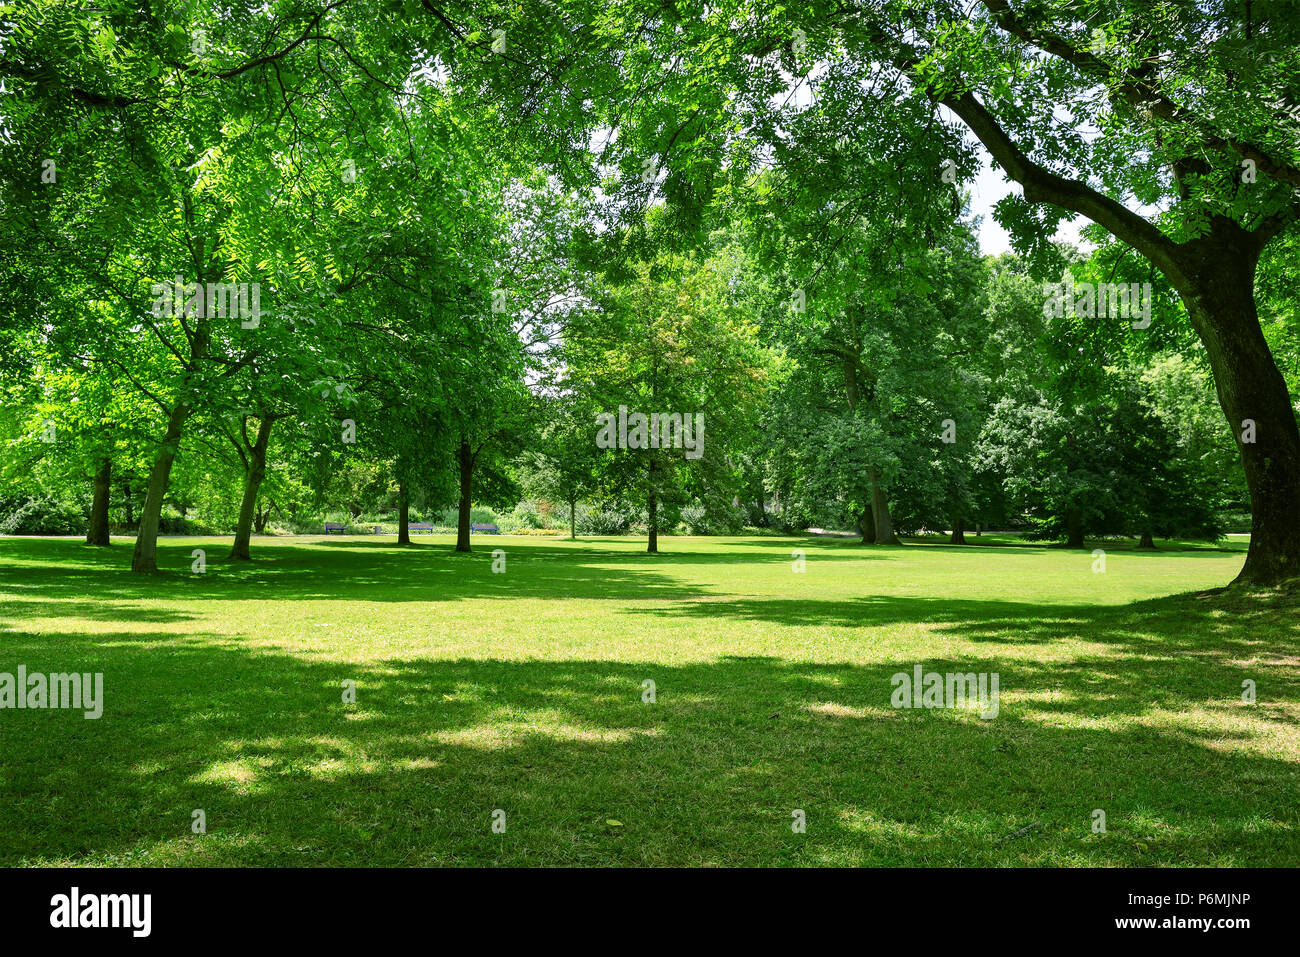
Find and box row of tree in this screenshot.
[1,1,1297,583]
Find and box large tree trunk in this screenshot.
[868,469,900,544]
[455,439,472,553]
[1174,244,1300,585]
[950,517,966,545]
[86,457,111,546]
[230,417,274,560]
[858,503,875,545]
[933,88,1298,585]
[1138,530,1156,550]
[131,402,190,573]
[397,483,411,545]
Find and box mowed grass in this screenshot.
[0,532,1297,867]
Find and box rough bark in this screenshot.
[930,83,1298,584]
[1172,242,1300,585]
[859,503,876,545]
[86,457,111,546]
[455,439,472,553]
[869,469,900,545]
[230,417,274,560]
[131,402,190,572]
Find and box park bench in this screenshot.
[471,523,500,534]
[324,522,346,534]
[407,522,434,534]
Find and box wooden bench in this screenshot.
[407,522,434,534]
[324,522,346,534]
[471,523,500,534]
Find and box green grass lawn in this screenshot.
[1,533,1296,866]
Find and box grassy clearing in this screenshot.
[0,533,1296,866]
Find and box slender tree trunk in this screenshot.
[869,469,900,544]
[86,457,111,546]
[950,518,966,545]
[569,490,577,540]
[645,455,661,553]
[131,402,190,572]
[230,417,274,560]
[397,483,411,545]
[1064,508,1085,549]
[455,439,472,553]
[1174,248,1300,585]
[647,488,658,553]
[1138,530,1156,550]
[254,505,268,534]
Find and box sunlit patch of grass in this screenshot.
[0,532,1295,866]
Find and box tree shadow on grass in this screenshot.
[0,609,1296,867]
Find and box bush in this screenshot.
[0,495,84,535]
[679,502,746,535]
[436,506,500,527]
[157,507,222,535]
[499,502,542,532]
[680,504,708,534]
[579,508,628,535]
[559,501,590,533]
[505,498,567,531]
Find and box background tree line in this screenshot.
[0,0,1296,582]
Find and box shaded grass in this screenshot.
[0,533,1296,866]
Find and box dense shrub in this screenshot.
[0,495,84,535]
[157,507,222,535]
[680,502,746,535]
[579,508,628,535]
[436,506,500,527]
[680,504,708,534]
